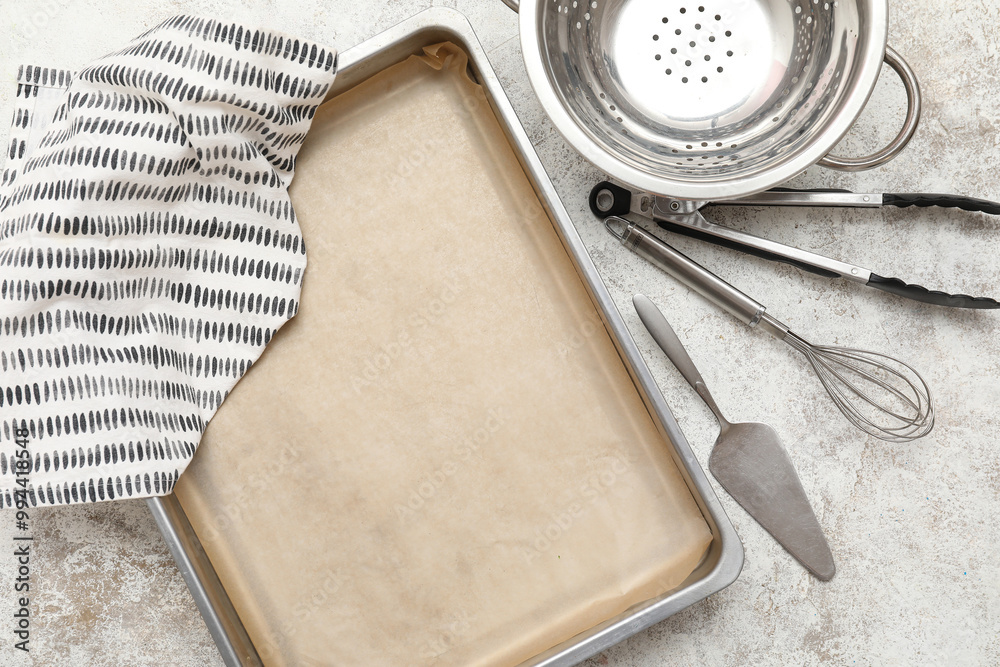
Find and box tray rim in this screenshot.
[149,7,744,666]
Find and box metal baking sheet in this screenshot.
[148,8,743,666]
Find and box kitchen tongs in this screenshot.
[590,181,1000,309]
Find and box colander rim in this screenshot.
[517,0,889,200]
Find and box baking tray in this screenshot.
[147,8,743,666]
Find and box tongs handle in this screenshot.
[654,218,840,280]
[866,275,1000,309]
[725,188,1000,215]
[882,192,1000,216]
[717,188,880,207]
[654,216,1000,309]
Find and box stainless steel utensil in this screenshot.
[590,180,1000,308]
[633,294,834,580]
[721,188,1000,215]
[609,217,934,442]
[506,0,921,200]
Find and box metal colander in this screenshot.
[508,0,919,200]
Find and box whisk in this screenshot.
[606,216,934,442]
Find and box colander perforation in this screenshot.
[521,0,903,197]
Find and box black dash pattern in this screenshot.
[0,16,337,507]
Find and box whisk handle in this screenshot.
[607,217,788,338]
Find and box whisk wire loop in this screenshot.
[783,332,934,442]
[813,346,926,419]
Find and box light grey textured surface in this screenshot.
[1,1,998,665]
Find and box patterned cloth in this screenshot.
[0,16,337,506]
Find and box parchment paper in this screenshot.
[173,44,713,666]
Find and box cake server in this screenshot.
[633,293,835,580]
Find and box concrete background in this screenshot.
[1,0,998,664]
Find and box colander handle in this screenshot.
[817,46,921,171]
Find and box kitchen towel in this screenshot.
[0,16,337,507]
